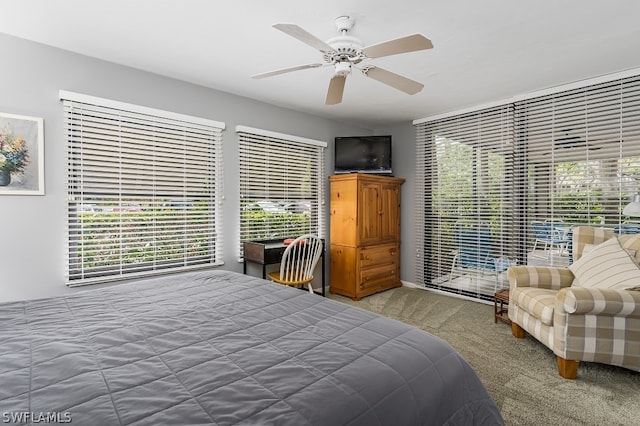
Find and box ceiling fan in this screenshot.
[538,129,607,156]
[553,129,602,151]
[252,16,433,105]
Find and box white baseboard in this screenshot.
[400,280,421,288]
[400,280,493,306]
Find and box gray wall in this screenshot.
[0,33,380,303]
[374,123,418,284]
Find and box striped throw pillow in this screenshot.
[619,233,640,263]
[569,236,640,290]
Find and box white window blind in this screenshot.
[237,126,326,258]
[416,105,515,300]
[515,77,640,227]
[416,73,640,301]
[61,91,225,285]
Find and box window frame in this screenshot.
[61,90,225,286]
[415,73,640,301]
[236,125,326,259]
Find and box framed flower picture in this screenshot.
[0,112,44,195]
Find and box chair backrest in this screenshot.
[532,221,566,243]
[278,235,323,283]
[532,221,553,240]
[454,223,495,270]
[571,226,616,261]
[614,224,640,235]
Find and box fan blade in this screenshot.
[326,75,346,105]
[273,23,334,52]
[362,34,433,59]
[363,66,424,95]
[252,63,323,79]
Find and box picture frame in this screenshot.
[0,112,44,195]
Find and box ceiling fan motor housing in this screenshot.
[324,35,365,65]
[334,61,352,76]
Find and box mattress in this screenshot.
[0,270,502,425]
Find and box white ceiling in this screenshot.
[3,0,640,128]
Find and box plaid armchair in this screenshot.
[508,226,640,379]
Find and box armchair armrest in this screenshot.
[507,265,574,290]
[557,287,640,318]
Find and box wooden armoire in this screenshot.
[329,173,405,300]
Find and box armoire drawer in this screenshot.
[358,243,399,268]
[359,263,399,291]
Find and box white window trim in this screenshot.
[414,66,640,125]
[235,125,327,148]
[61,91,226,286]
[60,90,226,130]
[236,125,327,260]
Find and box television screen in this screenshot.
[334,135,392,174]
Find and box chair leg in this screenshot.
[449,253,459,284]
[556,356,579,379]
[511,322,526,338]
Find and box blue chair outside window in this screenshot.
[449,222,516,293]
[613,223,640,235]
[531,221,570,258]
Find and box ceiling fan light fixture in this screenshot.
[334,61,352,77]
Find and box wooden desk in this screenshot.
[243,239,326,296]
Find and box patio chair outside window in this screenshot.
[613,223,640,235]
[531,221,570,258]
[449,222,516,294]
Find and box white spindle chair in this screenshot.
[268,235,323,294]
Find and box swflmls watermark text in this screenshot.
[2,412,71,423]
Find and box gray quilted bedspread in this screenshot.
[0,270,502,425]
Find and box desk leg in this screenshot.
[243,260,247,275]
[262,264,267,279]
[321,254,326,297]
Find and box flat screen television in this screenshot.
[334,135,392,175]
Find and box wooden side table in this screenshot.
[494,289,511,324]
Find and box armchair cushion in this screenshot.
[568,237,640,290]
[512,287,557,325]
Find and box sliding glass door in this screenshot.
[417,106,515,300]
[416,74,640,301]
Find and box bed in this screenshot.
[0,270,502,425]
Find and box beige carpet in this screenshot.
[328,287,640,426]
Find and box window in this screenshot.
[237,126,326,258]
[415,73,640,301]
[416,105,515,300]
[61,91,225,285]
[515,78,640,229]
